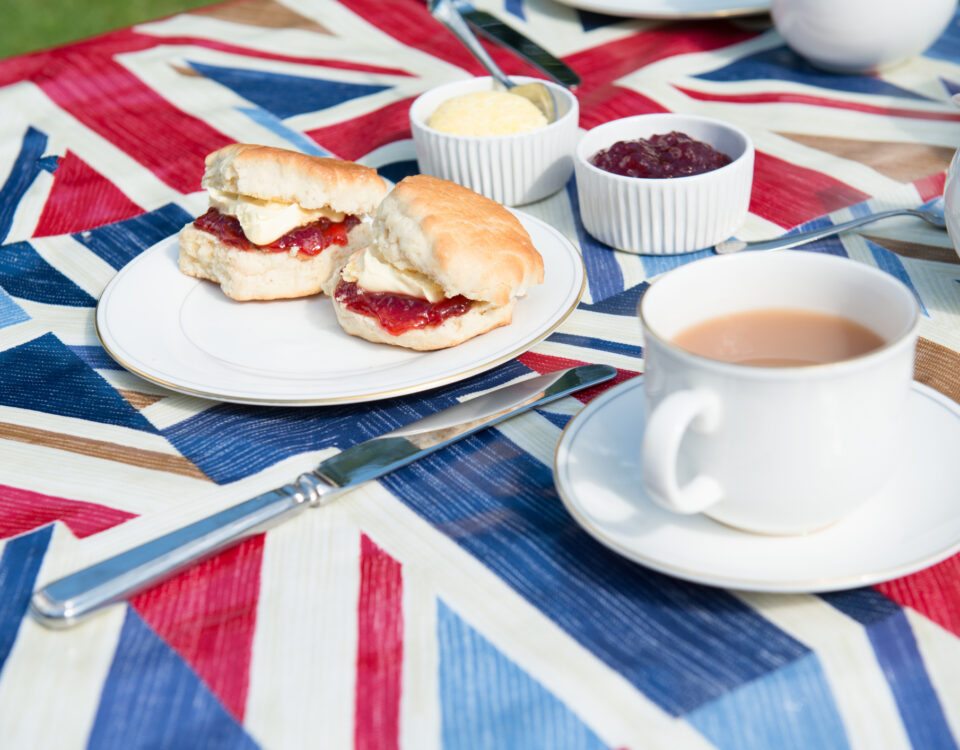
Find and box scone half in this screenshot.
[179,144,387,301]
[329,175,544,350]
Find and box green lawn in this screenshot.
[2,0,214,58]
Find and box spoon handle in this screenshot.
[715,208,915,254]
[428,0,513,90]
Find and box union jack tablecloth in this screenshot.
[1,1,960,747]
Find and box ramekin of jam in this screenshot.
[574,114,754,255]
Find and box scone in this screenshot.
[327,175,544,350]
[178,143,388,301]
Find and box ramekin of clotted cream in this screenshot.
[427,90,547,136]
[410,76,579,206]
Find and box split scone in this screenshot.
[327,175,544,350]
[178,144,388,301]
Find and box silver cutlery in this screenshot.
[428,0,559,122]
[31,364,617,628]
[714,202,947,254]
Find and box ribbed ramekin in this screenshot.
[410,76,579,206]
[574,114,754,255]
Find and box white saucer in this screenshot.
[554,376,960,592]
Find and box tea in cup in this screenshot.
[638,251,920,535]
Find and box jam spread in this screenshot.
[193,208,360,256]
[590,131,731,179]
[335,280,472,335]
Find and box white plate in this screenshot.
[551,0,768,19]
[555,376,960,593]
[96,211,584,405]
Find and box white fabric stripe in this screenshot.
[0,319,48,353]
[0,439,211,516]
[904,609,960,741]
[245,504,360,749]
[0,523,125,750]
[0,404,183,457]
[341,483,716,750]
[140,393,223,429]
[6,169,52,244]
[530,339,643,372]
[400,564,442,750]
[495,408,565,469]
[11,299,98,347]
[563,309,644,346]
[736,592,911,750]
[27,234,117,299]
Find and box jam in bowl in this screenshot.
[574,113,755,255]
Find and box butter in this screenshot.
[342,248,446,302]
[428,90,547,136]
[208,188,346,245]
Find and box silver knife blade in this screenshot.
[30,364,616,628]
[457,5,581,88]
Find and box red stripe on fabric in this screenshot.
[750,150,870,229]
[0,484,135,539]
[675,86,960,123]
[307,97,416,161]
[334,0,542,79]
[915,172,946,202]
[33,151,144,237]
[517,353,639,403]
[355,533,403,750]
[874,553,960,638]
[130,534,265,722]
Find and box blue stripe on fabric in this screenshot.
[438,599,608,750]
[68,345,125,371]
[0,241,96,307]
[924,6,960,63]
[236,107,331,156]
[73,203,192,270]
[640,247,712,278]
[536,409,571,431]
[866,239,929,317]
[546,331,643,358]
[820,587,901,626]
[0,287,29,328]
[687,652,850,750]
[0,525,53,673]
[577,9,623,31]
[0,333,158,432]
[577,282,648,317]
[940,76,960,97]
[162,359,532,484]
[382,428,810,715]
[377,159,420,185]
[565,179,625,303]
[188,61,389,120]
[866,611,958,750]
[696,46,933,101]
[0,126,48,242]
[88,611,260,750]
[502,0,526,21]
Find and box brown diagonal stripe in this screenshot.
[171,63,203,78]
[192,0,331,34]
[776,132,954,184]
[861,234,959,264]
[915,337,960,405]
[0,422,211,481]
[118,389,166,410]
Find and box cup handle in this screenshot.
[641,389,723,514]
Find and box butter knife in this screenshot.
[453,2,581,88]
[31,364,616,628]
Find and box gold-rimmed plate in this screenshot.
[550,0,768,19]
[96,210,585,406]
[555,376,960,592]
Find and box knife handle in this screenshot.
[30,475,337,628]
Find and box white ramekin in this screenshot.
[574,114,754,255]
[410,76,579,206]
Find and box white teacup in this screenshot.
[639,251,920,535]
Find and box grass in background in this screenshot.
[2,0,215,58]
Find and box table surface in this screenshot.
[1,1,959,748]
